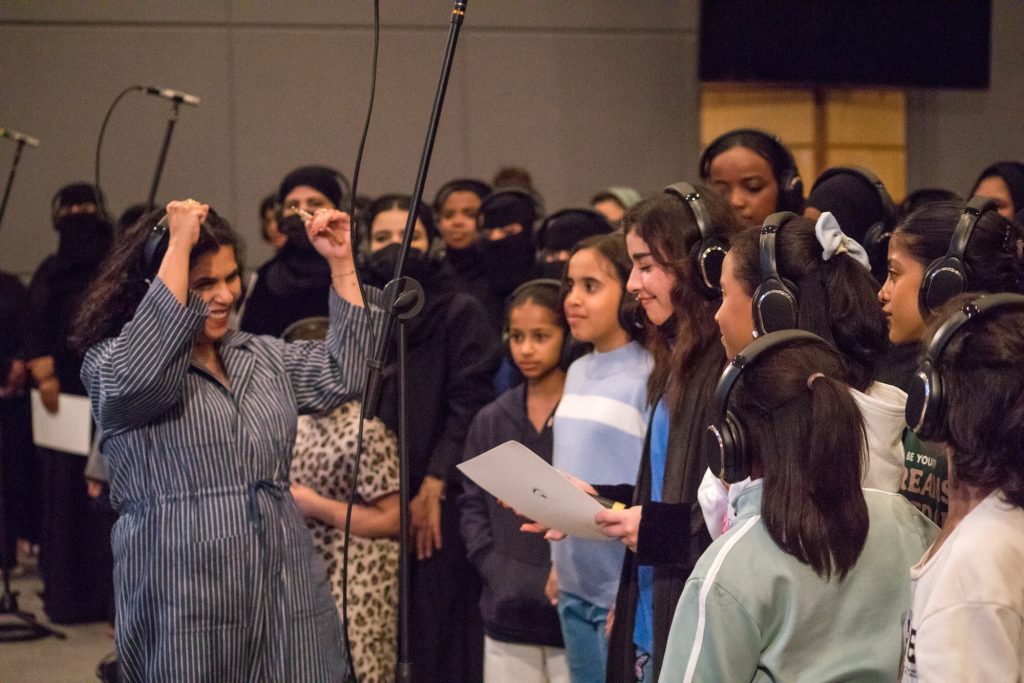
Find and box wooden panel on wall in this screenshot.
[700,85,816,187]
[700,85,815,145]
[700,83,906,201]
[826,89,905,146]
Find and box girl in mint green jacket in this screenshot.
[661,334,935,683]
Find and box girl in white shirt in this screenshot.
[900,293,1024,682]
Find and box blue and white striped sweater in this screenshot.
[551,340,652,608]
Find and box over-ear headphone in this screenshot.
[478,187,545,235]
[705,329,828,483]
[141,210,213,282]
[918,196,997,316]
[905,293,1024,441]
[699,128,804,214]
[752,211,800,334]
[810,165,897,284]
[811,165,897,249]
[535,208,613,264]
[433,178,491,214]
[502,278,576,369]
[663,181,729,298]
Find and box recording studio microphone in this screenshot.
[0,127,40,148]
[139,85,201,107]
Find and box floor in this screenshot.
[0,554,114,683]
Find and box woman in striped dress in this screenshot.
[72,200,380,682]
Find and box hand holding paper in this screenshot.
[457,440,613,542]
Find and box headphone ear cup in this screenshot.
[712,411,750,484]
[141,215,170,281]
[752,277,799,334]
[779,173,805,214]
[690,236,728,297]
[919,256,968,316]
[905,363,946,442]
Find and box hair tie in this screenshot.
[814,212,870,270]
[807,372,826,389]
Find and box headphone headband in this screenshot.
[664,181,711,240]
[663,181,729,296]
[810,165,898,238]
[535,208,612,251]
[918,196,998,315]
[508,277,562,303]
[699,128,804,214]
[949,195,996,259]
[752,211,799,334]
[706,329,829,482]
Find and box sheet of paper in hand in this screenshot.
[457,440,611,541]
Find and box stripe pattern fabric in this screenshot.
[82,278,382,682]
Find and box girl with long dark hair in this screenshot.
[662,335,935,681]
[900,294,1024,681]
[711,211,903,517]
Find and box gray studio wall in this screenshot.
[0,1,699,278]
[906,0,1024,197]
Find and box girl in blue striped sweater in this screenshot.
[550,233,652,682]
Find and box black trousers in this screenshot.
[410,482,484,683]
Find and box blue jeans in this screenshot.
[556,591,609,683]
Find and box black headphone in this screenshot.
[752,211,800,334]
[811,165,897,249]
[141,210,214,282]
[699,128,804,214]
[502,278,576,369]
[432,178,491,214]
[905,293,1024,442]
[663,181,729,298]
[810,165,897,284]
[705,329,829,483]
[478,187,546,235]
[535,208,613,263]
[918,196,998,316]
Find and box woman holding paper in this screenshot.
[72,200,379,681]
[26,183,114,624]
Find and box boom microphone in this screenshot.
[0,128,40,148]
[140,86,201,107]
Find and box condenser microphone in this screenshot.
[140,85,201,107]
[0,127,40,148]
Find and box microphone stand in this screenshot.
[146,100,181,209]
[0,136,64,641]
[359,2,468,680]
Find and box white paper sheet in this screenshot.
[30,389,93,456]
[457,440,612,541]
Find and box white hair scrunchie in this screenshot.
[814,211,871,270]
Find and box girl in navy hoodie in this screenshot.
[459,279,571,683]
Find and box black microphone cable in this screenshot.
[339,1,382,680]
[94,85,142,220]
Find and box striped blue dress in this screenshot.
[81,278,383,682]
